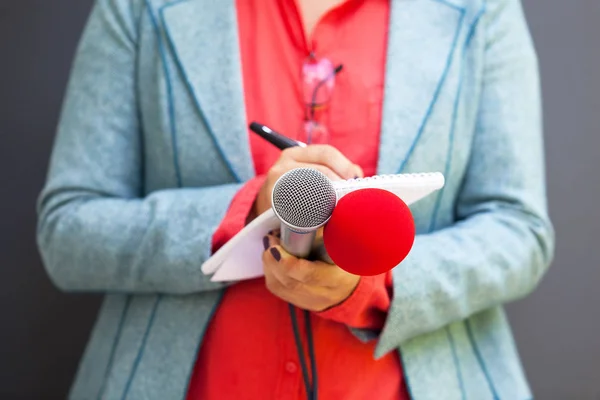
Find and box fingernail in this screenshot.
[268,230,274,235]
[270,247,281,262]
[353,175,359,179]
[263,236,270,251]
[276,232,281,238]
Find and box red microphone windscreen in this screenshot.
[323,188,415,276]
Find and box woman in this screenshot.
[37,0,554,398]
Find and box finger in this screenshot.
[315,227,324,241]
[266,161,342,188]
[262,244,306,291]
[285,257,340,285]
[283,161,343,181]
[266,229,281,241]
[262,254,291,301]
[262,246,303,306]
[283,145,361,179]
[268,240,338,286]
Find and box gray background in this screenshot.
[0,1,598,399]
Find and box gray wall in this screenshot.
[507,2,600,399]
[0,1,598,399]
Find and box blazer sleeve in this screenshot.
[373,0,555,357]
[36,0,242,294]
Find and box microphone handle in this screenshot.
[280,226,315,258]
[280,225,335,264]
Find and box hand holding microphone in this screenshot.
[263,167,416,311]
[260,164,361,312]
[262,230,360,312]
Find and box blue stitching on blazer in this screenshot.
[431,0,465,13]
[134,4,146,195]
[179,289,226,400]
[160,0,242,183]
[144,0,183,187]
[458,4,505,398]
[427,5,493,396]
[428,0,485,230]
[121,295,162,400]
[397,5,466,173]
[398,350,416,400]
[428,57,464,232]
[446,327,467,400]
[416,2,470,398]
[96,296,131,400]
[465,3,487,47]
[465,319,500,400]
[397,2,466,397]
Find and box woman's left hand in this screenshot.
[261,231,360,312]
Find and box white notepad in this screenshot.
[201,172,445,282]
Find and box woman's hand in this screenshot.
[253,145,363,216]
[261,231,360,312]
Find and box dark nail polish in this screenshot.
[268,230,274,235]
[270,247,281,262]
[354,175,359,179]
[276,232,281,238]
[263,236,270,251]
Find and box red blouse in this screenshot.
[187,0,409,399]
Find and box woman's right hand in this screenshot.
[253,145,364,216]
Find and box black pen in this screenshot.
[249,122,307,150]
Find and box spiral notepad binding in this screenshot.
[332,172,445,200]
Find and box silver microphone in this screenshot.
[271,168,337,259]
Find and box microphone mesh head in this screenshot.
[272,168,337,229]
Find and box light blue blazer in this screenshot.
[37,0,555,398]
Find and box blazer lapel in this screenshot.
[378,0,466,174]
[161,0,254,183]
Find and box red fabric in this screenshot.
[210,176,267,254]
[187,0,409,399]
[316,272,393,329]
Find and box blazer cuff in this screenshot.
[211,175,266,253]
[315,272,392,330]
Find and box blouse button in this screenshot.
[285,361,298,373]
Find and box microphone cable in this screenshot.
[288,304,318,400]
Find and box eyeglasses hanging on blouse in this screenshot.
[300,54,343,145]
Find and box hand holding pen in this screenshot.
[248,121,363,216]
